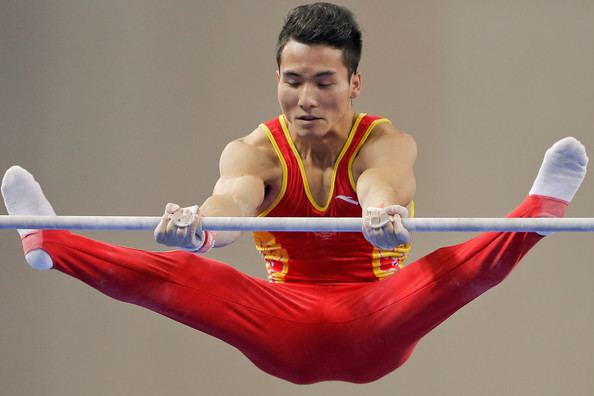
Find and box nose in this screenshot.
[297,84,317,110]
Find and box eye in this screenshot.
[285,80,300,88]
[318,82,334,88]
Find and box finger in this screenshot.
[165,203,181,215]
[176,225,190,246]
[189,215,204,246]
[158,204,181,245]
[154,213,171,243]
[392,216,411,244]
[365,207,391,229]
[186,205,199,216]
[384,205,411,245]
[382,222,398,249]
[384,205,409,218]
[165,214,179,241]
[366,224,395,250]
[363,209,389,245]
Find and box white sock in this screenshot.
[529,137,588,203]
[1,166,55,270]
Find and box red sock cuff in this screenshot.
[21,230,58,255]
[523,194,568,218]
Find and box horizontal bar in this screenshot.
[1,215,594,232]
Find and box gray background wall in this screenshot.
[1,1,593,395]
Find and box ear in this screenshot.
[350,72,361,99]
[276,70,280,82]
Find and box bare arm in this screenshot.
[353,123,417,249]
[154,132,269,250]
[199,138,267,247]
[354,123,417,209]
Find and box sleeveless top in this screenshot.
[252,113,413,283]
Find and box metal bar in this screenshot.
[1,215,594,232]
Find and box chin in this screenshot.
[292,119,326,137]
[295,126,325,139]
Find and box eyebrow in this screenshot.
[282,70,337,78]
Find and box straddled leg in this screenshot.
[17,229,327,383]
[335,137,588,382]
[1,166,324,383]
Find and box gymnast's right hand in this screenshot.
[362,205,411,250]
[154,203,209,251]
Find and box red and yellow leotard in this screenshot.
[253,113,413,283]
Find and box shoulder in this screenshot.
[219,126,280,178]
[355,120,417,169]
[365,121,416,151]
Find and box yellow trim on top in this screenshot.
[279,113,365,212]
[257,122,289,217]
[347,118,392,191]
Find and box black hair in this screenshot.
[276,2,362,76]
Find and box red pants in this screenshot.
[21,195,566,384]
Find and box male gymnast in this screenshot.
[1,2,588,384]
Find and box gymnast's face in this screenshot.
[277,40,361,139]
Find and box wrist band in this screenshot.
[179,230,214,253]
[195,230,215,253]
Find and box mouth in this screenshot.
[296,115,322,121]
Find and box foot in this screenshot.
[1,166,55,270]
[529,137,588,203]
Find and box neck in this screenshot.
[289,112,357,167]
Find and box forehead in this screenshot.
[279,40,347,75]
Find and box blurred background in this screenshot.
[1,1,593,395]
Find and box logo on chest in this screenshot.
[335,195,359,205]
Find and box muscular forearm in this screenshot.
[359,184,408,210]
[199,194,244,247]
[200,174,265,247]
[356,168,414,210]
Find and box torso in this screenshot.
[245,115,373,212]
[248,114,413,283]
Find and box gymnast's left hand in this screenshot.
[362,205,410,250]
[154,203,206,251]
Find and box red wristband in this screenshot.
[196,230,215,253]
